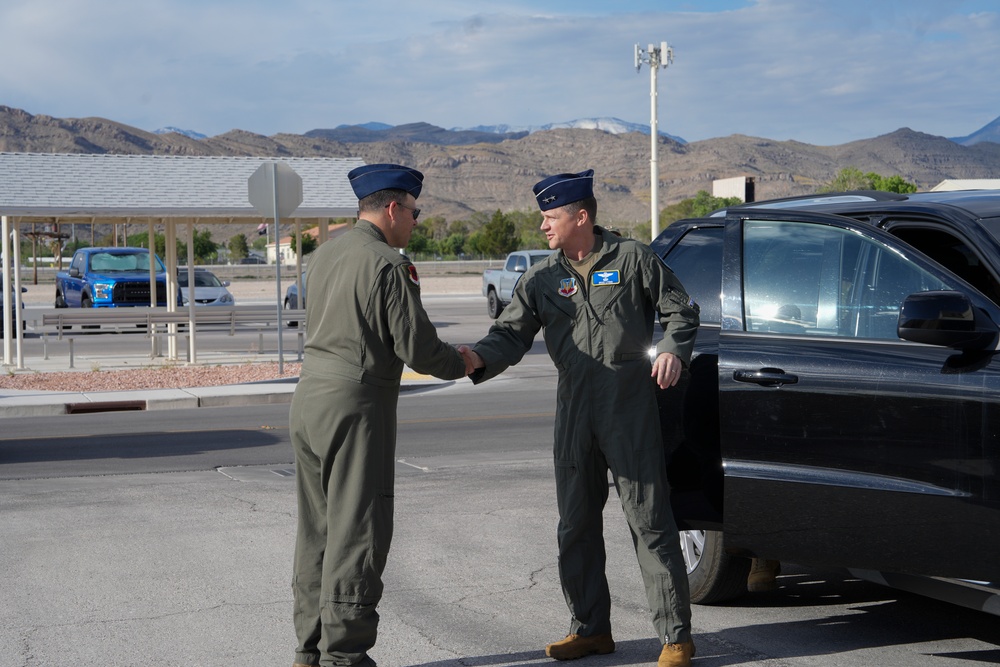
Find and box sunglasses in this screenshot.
[387,201,421,220]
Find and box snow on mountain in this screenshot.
[154,126,208,140]
[949,115,1000,146]
[454,117,687,144]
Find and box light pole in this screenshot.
[635,41,673,241]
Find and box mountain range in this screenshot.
[299,117,688,146]
[3,105,999,226]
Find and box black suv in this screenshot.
[653,189,1000,615]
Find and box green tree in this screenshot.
[477,210,520,257]
[870,173,918,194]
[406,223,435,256]
[176,229,218,264]
[821,168,917,193]
[125,232,167,257]
[508,209,546,249]
[822,167,871,191]
[229,233,249,262]
[439,233,465,257]
[196,229,219,263]
[659,191,743,229]
[292,234,318,257]
[123,229,218,263]
[465,211,492,233]
[421,215,449,241]
[63,239,90,255]
[466,230,486,256]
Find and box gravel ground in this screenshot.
[0,361,303,392]
[2,275,480,393]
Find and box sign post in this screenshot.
[248,162,303,373]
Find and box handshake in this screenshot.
[456,345,484,376]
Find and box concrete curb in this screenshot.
[0,375,454,418]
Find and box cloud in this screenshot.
[0,0,996,145]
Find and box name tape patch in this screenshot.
[592,270,620,286]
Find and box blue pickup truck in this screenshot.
[55,247,177,308]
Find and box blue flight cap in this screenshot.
[348,163,424,200]
[532,169,595,211]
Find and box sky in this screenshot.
[1,0,998,146]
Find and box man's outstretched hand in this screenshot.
[457,345,485,375]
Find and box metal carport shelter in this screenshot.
[0,152,365,368]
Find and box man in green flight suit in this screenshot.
[465,169,700,667]
[289,163,473,667]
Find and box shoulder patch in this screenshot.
[407,265,420,286]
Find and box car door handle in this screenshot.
[733,368,799,387]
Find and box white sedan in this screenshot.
[178,269,235,306]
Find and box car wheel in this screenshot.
[55,291,67,308]
[81,295,99,329]
[284,298,299,327]
[680,529,752,604]
[487,289,503,319]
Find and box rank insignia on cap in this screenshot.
[407,265,420,286]
[592,270,620,286]
[558,277,578,297]
[533,169,595,211]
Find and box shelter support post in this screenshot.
[186,220,197,365]
[166,222,179,361]
[148,219,158,358]
[2,215,11,366]
[12,223,24,369]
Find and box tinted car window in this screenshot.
[743,220,951,339]
[178,272,222,288]
[888,225,1000,306]
[662,226,722,324]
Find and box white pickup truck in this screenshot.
[481,249,554,318]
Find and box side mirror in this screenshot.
[897,291,998,350]
[69,267,80,278]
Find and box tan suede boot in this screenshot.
[545,633,615,660]
[658,640,696,667]
[747,559,782,592]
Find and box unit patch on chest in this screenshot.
[592,270,620,286]
[558,277,578,297]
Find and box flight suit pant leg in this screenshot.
[607,443,692,645]
[554,442,614,637]
[292,377,397,667]
[291,379,327,667]
[320,381,397,667]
